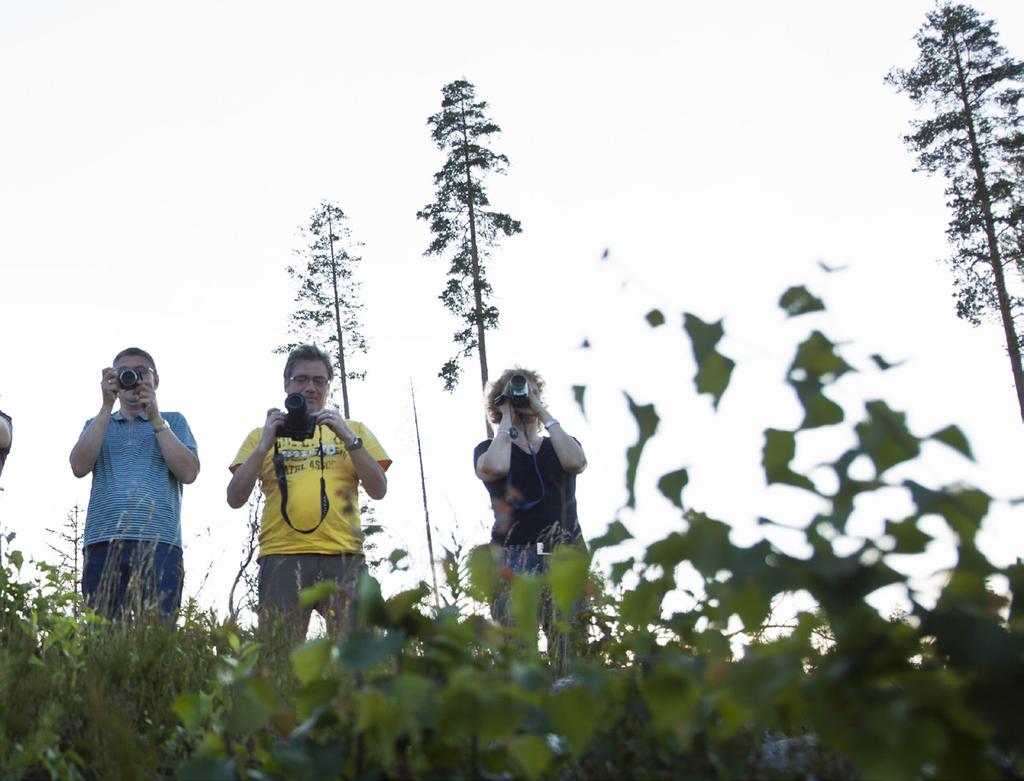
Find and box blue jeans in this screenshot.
[82,540,183,620]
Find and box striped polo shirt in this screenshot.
[82,409,197,548]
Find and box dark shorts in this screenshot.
[258,552,366,634]
[82,540,183,620]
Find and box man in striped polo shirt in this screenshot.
[70,347,199,619]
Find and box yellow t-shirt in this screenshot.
[230,421,391,557]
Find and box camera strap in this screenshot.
[272,428,330,535]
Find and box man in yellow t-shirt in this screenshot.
[227,345,390,641]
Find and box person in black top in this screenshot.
[474,367,587,667]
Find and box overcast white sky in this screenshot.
[1,1,1021,621]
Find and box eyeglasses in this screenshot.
[288,375,330,388]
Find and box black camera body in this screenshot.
[278,393,318,441]
[117,368,142,390]
[496,373,530,408]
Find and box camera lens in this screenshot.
[507,374,529,406]
[117,368,141,389]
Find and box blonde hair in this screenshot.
[484,367,545,425]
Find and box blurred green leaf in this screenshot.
[639,660,699,731]
[227,676,276,733]
[620,577,670,629]
[929,424,974,461]
[572,384,587,419]
[791,331,853,380]
[787,331,852,430]
[904,481,990,544]
[172,693,203,732]
[547,683,600,757]
[467,544,500,602]
[510,574,542,652]
[549,546,590,617]
[299,580,339,609]
[779,284,825,316]
[388,548,409,569]
[657,468,689,510]
[684,313,734,409]
[646,308,666,327]
[385,583,430,624]
[356,572,388,627]
[870,353,904,371]
[295,678,341,722]
[645,532,688,572]
[885,517,934,554]
[610,557,635,586]
[762,429,817,492]
[590,520,633,551]
[338,630,404,671]
[290,638,333,686]
[624,393,659,509]
[509,734,553,779]
[179,759,236,781]
[793,386,845,429]
[856,401,921,476]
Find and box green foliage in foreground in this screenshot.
[1,283,1021,780]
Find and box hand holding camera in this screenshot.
[100,368,120,408]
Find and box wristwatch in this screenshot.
[346,436,364,452]
[153,419,171,434]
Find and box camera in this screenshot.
[496,373,530,408]
[117,368,142,390]
[278,392,318,440]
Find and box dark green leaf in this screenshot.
[624,394,659,509]
[300,580,339,609]
[547,684,600,757]
[509,734,553,779]
[683,313,734,409]
[762,429,817,492]
[227,676,277,733]
[904,481,990,544]
[645,532,688,572]
[885,517,934,554]
[856,401,921,476]
[590,520,633,551]
[572,384,587,419]
[290,638,333,685]
[338,630,405,671]
[620,577,670,629]
[657,468,689,510]
[779,285,825,317]
[386,584,430,624]
[929,424,974,461]
[870,353,904,371]
[549,546,590,616]
[510,574,542,651]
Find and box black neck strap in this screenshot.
[272,428,330,535]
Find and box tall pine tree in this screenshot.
[277,201,367,418]
[417,80,522,415]
[887,3,1024,422]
